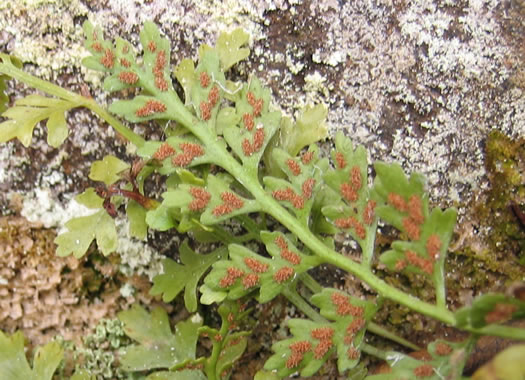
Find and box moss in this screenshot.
[478,131,525,263]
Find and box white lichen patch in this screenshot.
[286,51,305,74]
[20,189,96,230]
[191,313,203,324]
[0,0,88,79]
[115,218,164,281]
[0,143,27,185]
[303,71,331,104]
[119,282,135,298]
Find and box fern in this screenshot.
[1,21,524,379]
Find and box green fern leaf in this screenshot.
[279,103,328,158]
[216,28,250,71]
[455,293,525,329]
[150,242,227,312]
[54,189,117,258]
[0,94,81,147]
[55,209,117,258]
[89,155,130,185]
[263,145,324,226]
[147,369,207,380]
[0,330,63,380]
[203,231,321,303]
[118,305,202,371]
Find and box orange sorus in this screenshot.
[274,266,294,283]
[311,327,334,340]
[413,364,434,377]
[350,166,362,190]
[388,192,407,212]
[286,158,301,176]
[403,217,421,240]
[347,346,360,360]
[405,250,433,274]
[285,352,303,369]
[426,234,441,260]
[154,75,169,91]
[208,86,220,107]
[91,42,103,52]
[153,143,176,160]
[340,182,358,202]
[272,188,304,209]
[408,194,424,224]
[212,204,233,217]
[221,192,244,209]
[118,71,139,84]
[290,340,312,354]
[242,273,259,289]
[199,71,210,88]
[435,342,452,356]
[180,142,205,157]
[335,152,346,169]
[188,187,211,211]
[313,339,332,359]
[302,178,315,200]
[243,113,254,130]
[275,235,288,250]
[147,40,156,52]
[301,151,314,164]
[200,101,212,120]
[243,257,269,273]
[135,99,167,117]
[120,58,131,67]
[363,200,377,225]
[101,48,115,68]
[280,248,301,265]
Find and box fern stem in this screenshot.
[299,273,322,294]
[366,324,420,351]
[203,323,228,380]
[0,59,84,101]
[466,324,525,340]
[271,204,455,324]
[360,343,388,360]
[84,100,145,148]
[434,263,447,309]
[282,287,326,324]
[156,89,459,328]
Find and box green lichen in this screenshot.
[74,318,130,379]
